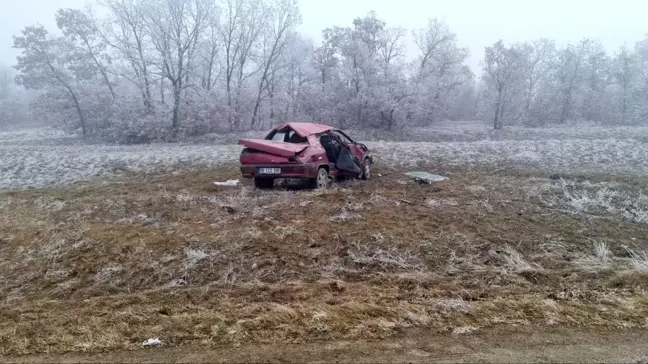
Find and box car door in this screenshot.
[333,130,365,162]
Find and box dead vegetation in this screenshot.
[1,166,648,355]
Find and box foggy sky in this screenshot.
[1,0,647,72]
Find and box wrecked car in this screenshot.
[239,122,372,188]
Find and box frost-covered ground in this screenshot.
[371,138,648,173]
[1,129,241,188]
[2,124,648,189]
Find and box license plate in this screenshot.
[258,167,281,175]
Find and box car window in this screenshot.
[267,130,307,143]
[269,131,287,142]
[333,131,353,144]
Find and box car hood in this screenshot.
[239,139,309,157]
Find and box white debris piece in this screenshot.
[214,179,240,186]
[141,338,163,347]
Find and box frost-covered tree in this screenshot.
[250,0,301,128]
[412,18,472,124]
[56,8,115,99]
[13,26,97,135]
[145,0,214,133]
[99,0,155,111]
[613,45,636,123]
[219,0,264,130]
[482,41,523,129]
[517,39,555,118]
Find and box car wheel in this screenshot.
[254,177,274,189]
[311,167,329,189]
[361,158,372,180]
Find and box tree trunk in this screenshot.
[172,86,181,131]
[560,92,571,124]
[525,79,534,115]
[493,93,502,130]
[250,85,263,128]
[66,85,87,136]
[226,82,234,131]
[621,85,628,124]
[160,78,165,106]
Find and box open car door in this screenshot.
[320,132,362,175]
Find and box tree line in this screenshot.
[1,0,648,141]
[480,38,648,129]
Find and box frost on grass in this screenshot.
[558,180,648,224]
[628,250,648,271]
[184,248,211,270]
[452,325,479,335]
[368,138,648,174]
[0,129,242,189]
[497,246,543,273]
[436,298,469,314]
[5,126,648,189]
[94,264,124,284]
[574,241,613,273]
[329,210,361,222]
[324,243,425,277]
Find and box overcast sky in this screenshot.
[2,0,647,72]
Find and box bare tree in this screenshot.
[145,0,212,133]
[379,27,406,77]
[614,45,635,123]
[219,0,264,130]
[552,39,591,123]
[517,39,555,115]
[250,0,301,128]
[482,40,522,129]
[56,8,116,99]
[99,0,154,111]
[13,26,92,135]
[413,18,472,123]
[199,11,221,91]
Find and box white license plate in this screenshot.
[258,167,281,175]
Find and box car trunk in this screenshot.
[239,139,310,165]
[239,139,308,158]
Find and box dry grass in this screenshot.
[1,166,648,355]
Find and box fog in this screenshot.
[2,0,647,71]
[2,0,648,138]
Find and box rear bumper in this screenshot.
[240,164,321,179]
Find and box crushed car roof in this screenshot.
[274,122,335,137]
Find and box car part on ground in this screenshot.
[404,171,448,183]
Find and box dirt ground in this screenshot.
[5,326,648,363]
[1,164,648,359]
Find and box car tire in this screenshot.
[361,158,372,180]
[311,167,329,189]
[254,177,274,189]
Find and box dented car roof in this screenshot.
[273,122,335,137]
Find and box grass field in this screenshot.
[1,123,648,357]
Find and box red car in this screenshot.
[239,122,372,188]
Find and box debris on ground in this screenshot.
[404,171,448,184]
[141,338,163,347]
[214,179,240,186]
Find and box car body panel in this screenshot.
[239,139,308,157]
